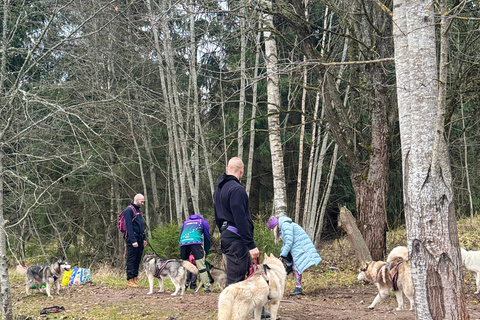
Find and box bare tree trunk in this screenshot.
[263,1,287,216]
[294,0,309,224]
[128,111,150,236]
[294,56,307,224]
[302,92,321,227]
[314,143,338,245]
[460,98,474,221]
[245,24,261,196]
[393,0,467,318]
[237,1,246,159]
[145,0,182,223]
[0,119,13,320]
[189,0,201,212]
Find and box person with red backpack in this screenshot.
[124,194,147,288]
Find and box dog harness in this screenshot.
[154,259,176,279]
[375,262,389,283]
[390,261,404,291]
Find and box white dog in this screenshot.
[461,248,480,293]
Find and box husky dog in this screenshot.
[461,248,480,293]
[218,253,287,320]
[357,246,414,310]
[143,254,199,296]
[25,258,71,297]
[196,265,227,293]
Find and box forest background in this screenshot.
[0,0,479,285]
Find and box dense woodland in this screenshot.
[0,0,479,310]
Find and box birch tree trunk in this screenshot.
[460,99,473,221]
[246,25,261,196]
[145,0,182,223]
[237,1,246,159]
[0,1,13,317]
[0,125,13,320]
[263,1,287,216]
[393,0,467,318]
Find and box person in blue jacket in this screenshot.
[268,215,322,296]
[180,213,211,292]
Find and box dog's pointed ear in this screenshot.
[264,253,268,260]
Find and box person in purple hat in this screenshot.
[268,215,322,296]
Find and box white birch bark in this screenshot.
[393,0,467,318]
[294,0,311,223]
[128,112,150,236]
[246,25,261,196]
[460,98,473,221]
[237,1,246,159]
[263,1,287,216]
[0,0,13,317]
[146,0,182,223]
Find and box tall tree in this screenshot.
[393,0,467,318]
[263,0,288,217]
[285,0,395,259]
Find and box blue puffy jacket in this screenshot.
[278,216,322,274]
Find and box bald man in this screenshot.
[214,157,260,286]
[124,193,147,287]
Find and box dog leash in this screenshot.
[40,306,65,315]
[247,257,260,278]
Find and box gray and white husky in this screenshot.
[25,258,71,297]
[143,254,199,296]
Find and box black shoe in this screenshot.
[190,284,197,290]
[204,288,211,293]
[261,308,271,319]
[185,281,190,288]
[290,287,303,296]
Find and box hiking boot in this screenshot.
[190,283,197,290]
[185,281,190,288]
[290,287,303,296]
[127,279,138,288]
[204,287,211,293]
[260,307,271,319]
[133,277,139,285]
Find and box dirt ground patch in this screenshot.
[10,279,480,320]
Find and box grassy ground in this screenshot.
[7,216,480,319]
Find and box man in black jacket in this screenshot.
[213,157,260,285]
[214,158,270,318]
[124,193,147,287]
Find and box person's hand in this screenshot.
[279,256,285,262]
[143,240,147,246]
[132,242,138,247]
[249,247,260,259]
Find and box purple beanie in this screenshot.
[268,217,278,229]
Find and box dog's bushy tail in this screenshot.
[182,261,199,275]
[217,289,234,320]
[387,246,409,267]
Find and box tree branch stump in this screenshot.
[339,206,372,262]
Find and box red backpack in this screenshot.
[117,205,138,239]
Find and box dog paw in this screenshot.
[368,305,375,309]
[170,293,177,296]
[475,291,479,294]
[147,291,153,295]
